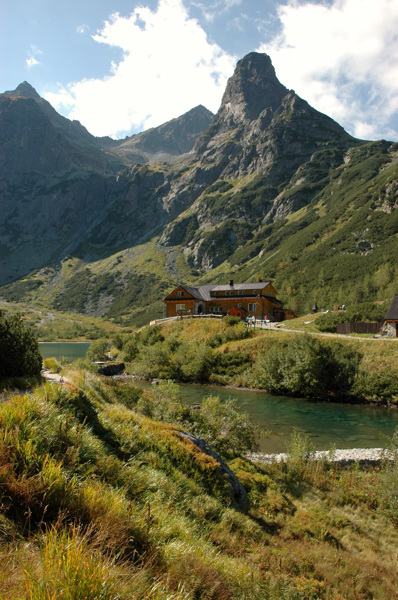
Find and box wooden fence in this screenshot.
[336,321,383,335]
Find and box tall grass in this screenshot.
[1,373,398,599]
[24,526,117,600]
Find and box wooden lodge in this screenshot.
[163,280,296,321]
[384,295,398,337]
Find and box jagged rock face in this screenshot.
[113,105,214,163]
[215,52,289,128]
[0,96,117,178]
[160,53,359,271]
[195,53,354,180]
[4,81,41,99]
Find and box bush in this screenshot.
[132,342,171,379]
[137,325,164,346]
[188,395,259,459]
[136,380,190,422]
[0,312,42,377]
[315,312,348,332]
[43,357,61,373]
[353,372,398,404]
[284,431,316,481]
[255,335,360,400]
[173,342,214,382]
[223,315,241,326]
[212,351,252,377]
[120,337,139,362]
[315,302,388,332]
[86,339,109,362]
[207,321,251,347]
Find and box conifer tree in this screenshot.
[0,312,42,377]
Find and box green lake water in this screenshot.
[39,342,91,360]
[39,342,398,453]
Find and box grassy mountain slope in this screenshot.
[1,139,397,324]
[1,371,398,599]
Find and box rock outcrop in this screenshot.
[179,431,247,509]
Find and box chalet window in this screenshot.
[248,303,258,312]
[176,304,186,311]
[177,291,183,297]
[238,303,242,309]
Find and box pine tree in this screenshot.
[0,312,42,377]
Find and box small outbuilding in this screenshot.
[227,306,247,318]
[384,295,398,337]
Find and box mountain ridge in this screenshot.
[0,53,397,323]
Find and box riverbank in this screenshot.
[248,447,389,464]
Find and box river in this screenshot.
[39,342,398,453]
[131,380,398,453]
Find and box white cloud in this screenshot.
[258,0,398,140]
[76,24,90,34]
[26,57,40,68]
[44,0,236,138]
[191,0,242,23]
[26,45,42,69]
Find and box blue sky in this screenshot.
[2,0,398,141]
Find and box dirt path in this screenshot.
[41,369,71,385]
[258,324,398,342]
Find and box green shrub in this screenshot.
[212,351,252,377]
[137,325,164,346]
[284,431,316,481]
[0,312,42,377]
[315,302,389,332]
[188,395,258,459]
[43,357,61,373]
[223,315,241,326]
[255,335,360,399]
[315,311,348,332]
[136,380,190,423]
[132,342,171,379]
[120,337,139,362]
[172,342,213,382]
[86,339,109,361]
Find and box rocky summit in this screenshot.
[0,53,397,323]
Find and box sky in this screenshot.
[1,0,398,141]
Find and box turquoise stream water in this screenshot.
[39,342,398,453]
[133,381,398,453]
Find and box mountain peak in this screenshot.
[5,81,41,99]
[218,52,289,124]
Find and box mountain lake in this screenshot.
[39,342,91,361]
[39,342,398,453]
